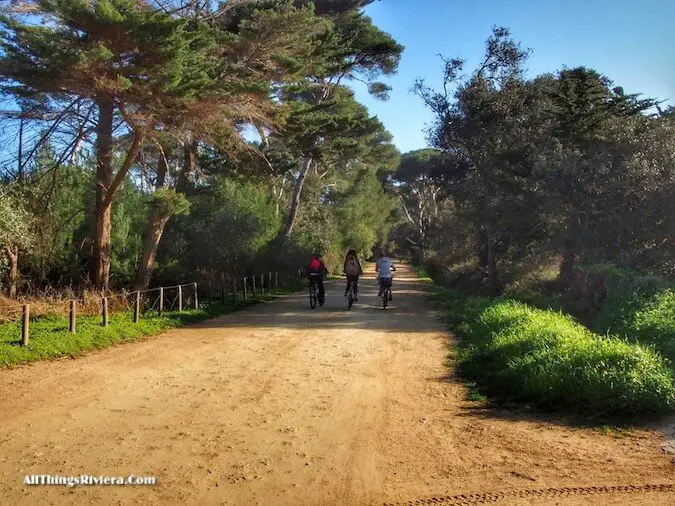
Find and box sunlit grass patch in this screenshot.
[456,300,675,414]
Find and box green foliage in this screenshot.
[157,177,281,281]
[411,27,674,294]
[152,188,190,217]
[334,169,398,259]
[0,183,35,291]
[553,67,658,148]
[434,290,675,415]
[0,0,401,292]
[109,182,148,285]
[587,264,675,363]
[0,184,34,254]
[0,0,218,108]
[26,163,89,282]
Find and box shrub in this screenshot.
[453,299,675,414]
[587,264,675,364]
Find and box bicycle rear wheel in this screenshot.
[347,289,354,310]
[309,284,317,309]
[382,288,388,309]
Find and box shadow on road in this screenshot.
[192,272,443,334]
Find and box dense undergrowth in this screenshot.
[423,266,675,415]
[0,282,303,368]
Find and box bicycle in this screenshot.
[309,277,319,309]
[379,277,392,309]
[342,275,356,310]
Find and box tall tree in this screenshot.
[414,27,539,293]
[266,3,402,242]
[132,1,330,288]
[550,67,659,281]
[0,0,219,289]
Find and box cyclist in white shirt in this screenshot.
[375,251,396,300]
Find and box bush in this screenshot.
[587,264,675,364]
[452,298,675,414]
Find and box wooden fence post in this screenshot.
[252,275,256,295]
[134,291,140,323]
[232,278,236,305]
[243,277,248,300]
[69,300,76,333]
[260,273,264,295]
[275,271,278,288]
[194,282,198,310]
[221,273,226,304]
[268,272,272,291]
[178,285,183,312]
[21,304,29,346]
[208,280,212,305]
[101,297,108,327]
[159,287,164,317]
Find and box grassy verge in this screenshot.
[0,282,303,369]
[426,281,675,415]
[586,264,675,364]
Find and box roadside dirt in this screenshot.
[0,265,672,505]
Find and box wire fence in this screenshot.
[2,268,306,346]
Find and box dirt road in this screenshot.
[0,265,672,505]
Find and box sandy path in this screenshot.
[0,265,672,505]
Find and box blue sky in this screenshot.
[353,0,675,153]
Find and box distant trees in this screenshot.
[388,149,465,263]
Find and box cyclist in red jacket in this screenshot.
[307,253,328,305]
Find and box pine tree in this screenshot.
[1,0,219,289]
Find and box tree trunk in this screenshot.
[559,211,581,285]
[479,223,501,295]
[135,154,171,290]
[135,207,172,290]
[417,246,425,265]
[6,246,18,298]
[17,117,24,181]
[485,225,500,295]
[91,98,114,290]
[177,140,197,193]
[478,227,489,269]
[282,158,312,241]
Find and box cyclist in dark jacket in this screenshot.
[343,249,363,301]
[307,253,328,305]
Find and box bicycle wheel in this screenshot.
[347,288,354,310]
[382,287,388,309]
[309,284,317,309]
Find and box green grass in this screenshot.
[424,281,675,415]
[458,300,675,414]
[597,425,635,438]
[586,264,675,365]
[413,265,433,282]
[0,282,303,368]
[465,381,487,402]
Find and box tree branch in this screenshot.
[103,130,145,207]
